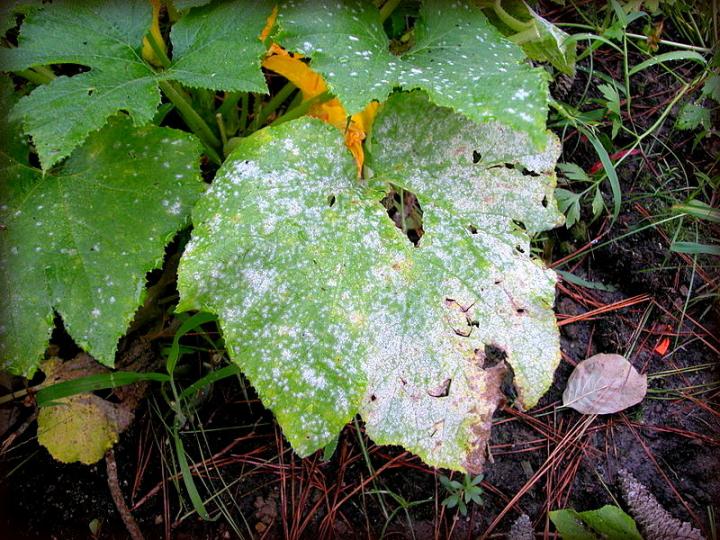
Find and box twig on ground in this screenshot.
[106,449,145,540]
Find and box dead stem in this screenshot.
[106,449,145,540]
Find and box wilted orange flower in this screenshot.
[142,0,166,66]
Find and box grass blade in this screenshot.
[173,423,213,521]
[36,372,170,407]
[580,127,622,221]
[166,312,218,376]
[671,200,720,223]
[628,51,706,77]
[670,241,720,256]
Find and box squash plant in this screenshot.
[0,0,570,474]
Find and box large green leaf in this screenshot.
[178,119,403,454]
[0,115,203,376]
[275,0,549,146]
[367,91,563,411]
[167,0,270,92]
[178,92,562,472]
[0,0,271,170]
[0,0,160,170]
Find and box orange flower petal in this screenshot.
[263,46,380,175]
[259,5,278,42]
[262,53,327,100]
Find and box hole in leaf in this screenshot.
[500,362,518,400]
[541,195,548,208]
[472,150,482,164]
[481,344,507,369]
[516,308,525,315]
[370,394,377,402]
[381,186,424,246]
[487,162,540,178]
[55,63,89,77]
[515,245,525,254]
[327,194,336,207]
[468,224,478,234]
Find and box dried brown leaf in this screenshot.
[563,353,647,414]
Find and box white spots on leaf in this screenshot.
[177,89,559,472]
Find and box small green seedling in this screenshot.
[440,473,484,516]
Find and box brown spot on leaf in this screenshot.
[427,378,451,398]
[462,362,507,475]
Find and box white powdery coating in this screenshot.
[0,119,202,376]
[370,92,563,234]
[178,101,562,472]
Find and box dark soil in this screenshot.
[1,3,719,540]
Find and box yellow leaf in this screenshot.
[262,48,378,175]
[142,0,166,67]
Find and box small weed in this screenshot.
[439,473,484,516]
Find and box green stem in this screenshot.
[256,81,297,126]
[32,65,56,81]
[158,80,222,164]
[508,27,541,45]
[215,113,228,147]
[286,88,304,111]
[249,92,265,132]
[145,30,172,69]
[493,0,534,33]
[379,0,402,23]
[270,91,333,126]
[625,32,712,53]
[218,91,242,118]
[239,93,250,134]
[16,68,53,85]
[622,33,631,117]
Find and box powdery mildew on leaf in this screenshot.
[359,93,562,470]
[368,92,563,411]
[179,93,563,472]
[0,0,272,170]
[0,116,203,376]
[178,120,407,454]
[275,0,549,146]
